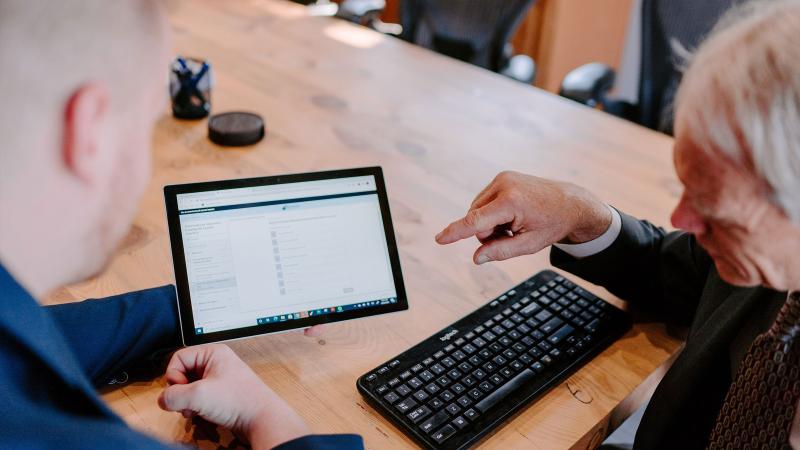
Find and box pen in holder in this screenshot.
[170,56,212,119]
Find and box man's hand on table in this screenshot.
[435,171,612,262]
[158,344,310,450]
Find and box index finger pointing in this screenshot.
[435,201,514,245]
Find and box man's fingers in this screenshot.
[158,382,202,413]
[436,201,514,245]
[473,232,548,264]
[469,182,498,211]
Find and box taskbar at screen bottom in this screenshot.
[193,296,399,335]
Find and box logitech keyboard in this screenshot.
[356,270,631,449]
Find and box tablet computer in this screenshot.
[164,167,408,346]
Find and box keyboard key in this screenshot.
[441,357,456,368]
[452,416,469,429]
[446,403,461,415]
[407,405,431,423]
[511,314,525,324]
[464,408,479,421]
[531,361,544,372]
[500,367,514,378]
[489,374,504,385]
[516,323,532,334]
[437,376,451,387]
[550,303,564,312]
[586,319,601,333]
[422,357,434,366]
[462,375,477,386]
[433,351,445,360]
[476,369,535,413]
[411,364,424,373]
[473,369,487,380]
[512,343,527,353]
[396,385,412,396]
[468,388,482,400]
[389,360,401,368]
[444,344,456,353]
[399,370,412,380]
[511,302,522,310]
[420,411,449,434]
[535,310,552,322]
[395,398,417,413]
[479,381,493,392]
[452,350,467,361]
[388,378,400,387]
[458,362,472,373]
[375,385,388,395]
[483,362,497,373]
[413,390,430,402]
[377,366,389,374]
[462,344,477,354]
[440,390,455,401]
[429,397,444,409]
[456,396,472,407]
[521,303,541,317]
[408,377,423,389]
[502,349,517,360]
[548,324,575,344]
[541,317,564,334]
[447,369,462,380]
[419,370,434,382]
[454,337,466,346]
[425,383,441,395]
[431,425,457,444]
[430,364,445,375]
[451,383,466,395]
[468,355,482,366]
[472,337,487,348]
[499,336,513,347]
[366,373,377,382]
[384,392,400,404]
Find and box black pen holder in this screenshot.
[170,56,212,119]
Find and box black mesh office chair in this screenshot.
[398,0,538,83]
[559,0,736,134]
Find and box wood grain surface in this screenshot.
[43,1,683,448]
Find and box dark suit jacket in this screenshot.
[550,210,789,449]
[0,264,363,449]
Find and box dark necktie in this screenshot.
[707,292,800,449]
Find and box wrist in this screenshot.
[246,395,309,450]
[561,188,612,244]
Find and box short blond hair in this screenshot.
[675,0,800,220]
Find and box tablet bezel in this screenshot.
[164,167,408,346]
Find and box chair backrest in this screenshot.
[638,0,737,133]
[399,0,535,71]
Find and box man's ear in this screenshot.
[62,82,110,183]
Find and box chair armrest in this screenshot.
[559,62,616,107]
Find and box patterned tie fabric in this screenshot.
[707,292,800,449]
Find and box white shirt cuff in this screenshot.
[553,205,622,259]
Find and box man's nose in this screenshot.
[671,195,707,235]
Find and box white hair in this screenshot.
[675,0,800,221]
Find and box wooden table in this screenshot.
[44,0,683,448]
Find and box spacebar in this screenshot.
[476,369,535,413]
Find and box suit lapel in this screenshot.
[0,265,115,417]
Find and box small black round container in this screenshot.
[207,112,265,146]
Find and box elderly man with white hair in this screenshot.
[436,0,800,448]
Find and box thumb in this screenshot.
[158,381,204,413]
[474,232,548,264]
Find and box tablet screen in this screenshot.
[165,168,407,345]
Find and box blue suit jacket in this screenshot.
[0,264,363,449]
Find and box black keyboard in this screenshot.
[356,270,631,449]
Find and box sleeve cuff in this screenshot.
[553,205,622,258]
[271,434,364,450]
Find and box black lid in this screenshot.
[208,112,265,146]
